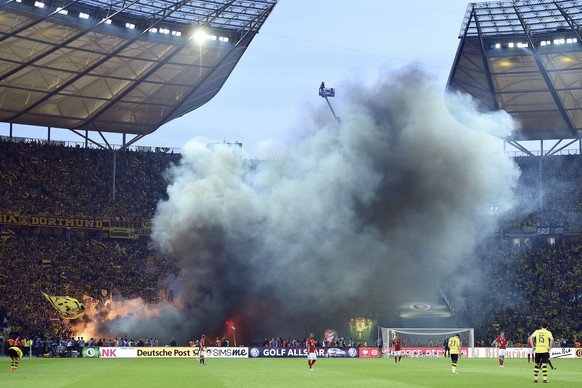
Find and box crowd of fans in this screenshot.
[1,139,581,351]
[0,139,179,220]
[0,236,178,341]
[462,243,582,347]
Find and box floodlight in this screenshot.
[79,12,89,19]
[34,1,45,8]
[57,7,68,15]
[125,23,135,29]
[193,29,208,43]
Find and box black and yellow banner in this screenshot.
[1,212,152,237]
[1,213,107,230]
[42,292,85,320]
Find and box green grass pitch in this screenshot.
[2,356,580,387]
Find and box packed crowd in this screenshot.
[0,139,179,220]
[462,243,582,346]
[1,139,581,349]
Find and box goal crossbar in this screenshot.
[379,327,474,348]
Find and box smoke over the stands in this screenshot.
[104,67,520,344]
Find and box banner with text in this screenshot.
[248,347,358,358]
[0,213,108,230]
[471,347,577,359]
[98,347,249,359]
[99,347,137,358]
[383,347,470,358]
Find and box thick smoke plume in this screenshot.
[108,67,520,344]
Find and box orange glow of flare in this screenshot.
[71,297,167,340]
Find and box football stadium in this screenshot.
[1,0,582,386]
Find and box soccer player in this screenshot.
[306,333,317,370]
[494,331,508,367]
[527,336,534,363]
[8,345,23,372]
[393,334,403,364]
[443,337,450,358]
[198,334,206,366]
[448,334,461,374]
[529,321,554,384]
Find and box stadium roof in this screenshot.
[447,0,582,150]
[0,0,278,147]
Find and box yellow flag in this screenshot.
[42,292,85,320]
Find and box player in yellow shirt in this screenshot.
[448,334,461,374]
[8,346,23,372]
[528,321,554,384]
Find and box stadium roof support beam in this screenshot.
[65,127,148,150]
[506,140,535,157]
[471,5,500,111]
[539,137,580,156]
[68,128,110,149]
[513,5,576,137]
[555,2,582,43]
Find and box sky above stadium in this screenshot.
[3,0,489,158]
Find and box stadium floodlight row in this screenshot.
[0,0,278,148]
[447,0,582,152]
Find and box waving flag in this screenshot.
[42,292,85,320]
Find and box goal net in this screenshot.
[379,327,474,353]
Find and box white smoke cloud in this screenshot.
[445,89,519,139]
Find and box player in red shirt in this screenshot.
[393,335,403,364]
[306,333,317,370]
[527,337,533,363]
[199,334,206,366]
[494,331,508,367]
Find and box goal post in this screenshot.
[379,327,474,353]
